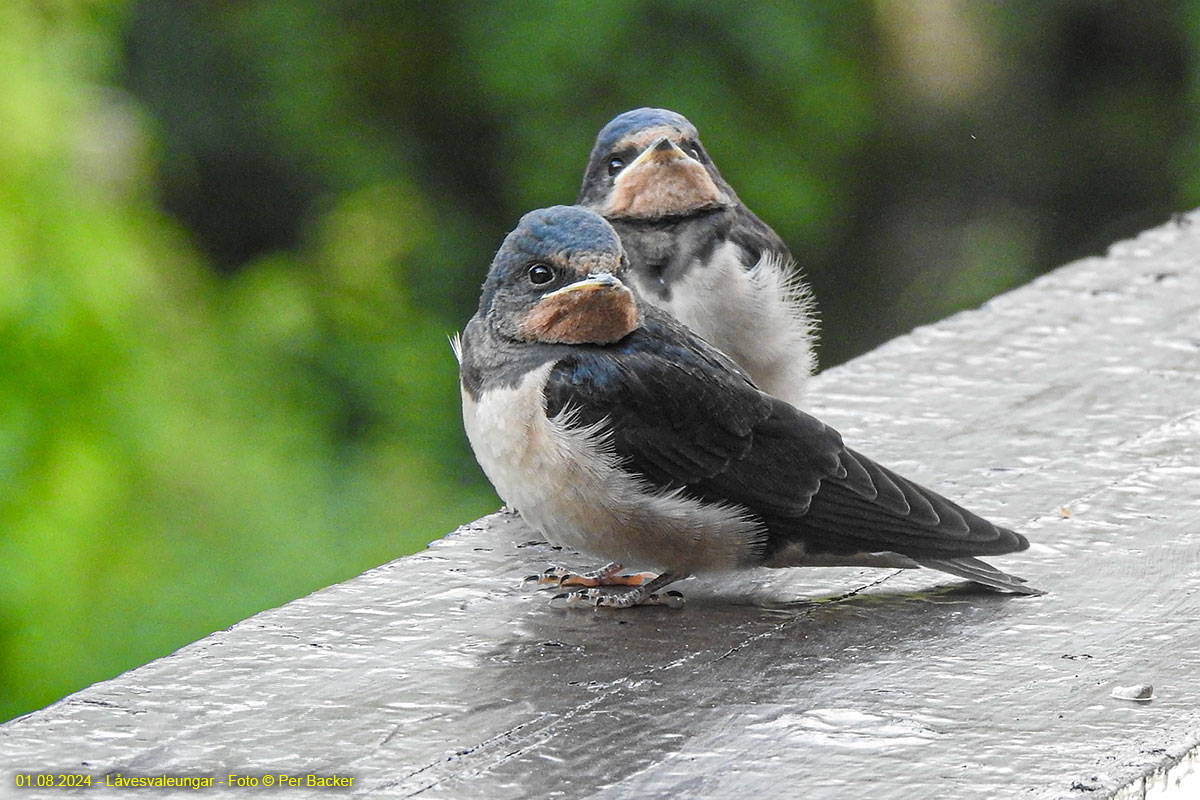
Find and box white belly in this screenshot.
[638,243,816,407]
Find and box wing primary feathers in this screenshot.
[836,448,875,497]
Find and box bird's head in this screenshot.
[578,107,734,220]
[479,205,641,346]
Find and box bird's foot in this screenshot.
[549,587,686,610]
[522,562,658,589]
[543,571,688,610]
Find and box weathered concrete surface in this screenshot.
[3,212,1199,799]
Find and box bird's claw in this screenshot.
[522,567,571,588]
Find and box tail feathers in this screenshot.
[763,545,1042,596]
[915,556,1044,596]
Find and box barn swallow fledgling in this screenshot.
[578,107,816,406]
[455,206,1040,608]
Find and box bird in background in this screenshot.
[455,205,1040,608]
[577,107,816,407]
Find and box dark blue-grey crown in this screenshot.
[592,107,698,154]
[500,205,622,264]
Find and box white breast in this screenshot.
[460,362,764,573]
[640,242,817,407]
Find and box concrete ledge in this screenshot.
[3,213,1200,799]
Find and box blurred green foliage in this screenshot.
[1,0,1196,722]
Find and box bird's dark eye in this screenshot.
[685,142,703,161]
[607,157,625,176]
[527,263,554,285]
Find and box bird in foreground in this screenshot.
[578,107,816,407]
[455,205,1041,608]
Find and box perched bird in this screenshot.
[578,107,816,406]
[455,205,1040,608]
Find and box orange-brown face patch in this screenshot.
[606,141,729,219]
[518,282,641,345]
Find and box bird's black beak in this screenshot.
[626,136,689,171]
[545,273,626,298]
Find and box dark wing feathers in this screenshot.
[778,443,1026,558]
[544,316,768,488]
[689,402,841,519]
[838,449,955,528]
[543,310,1028,563]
